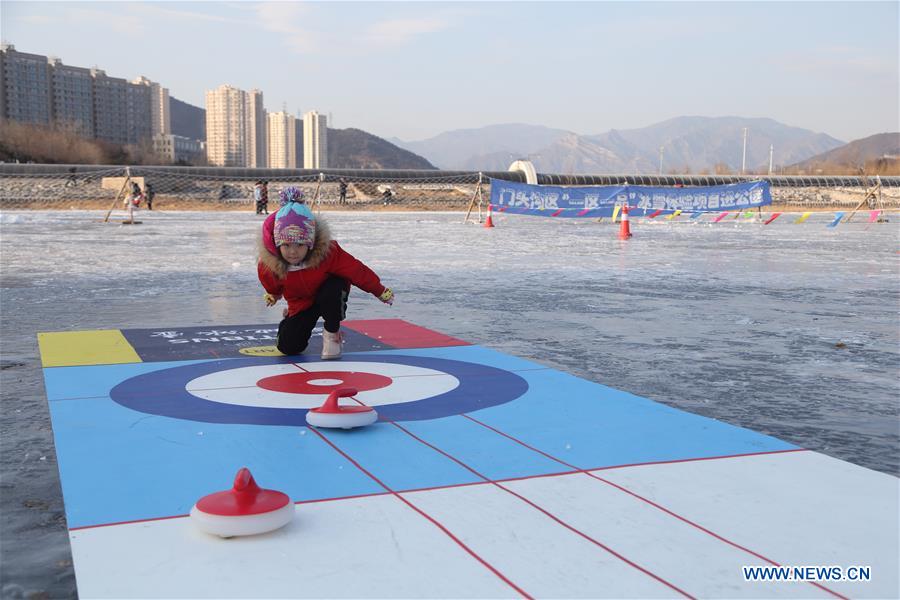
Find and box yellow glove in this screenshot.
[379,287,394,306]
[264,293,278,307]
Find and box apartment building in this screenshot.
[49,59,93,136]
[125,79,152,144]
[246,89,267,168]
[205,85,247,167]
[267,111,296,168]
[294,117,304,167]
[302,110,327,169]
[205,84,269,167]
[91,69,130,145]
[0,45,166,146]
[0,45,52,126]
[153,133,203,163]
[133,75,171,137]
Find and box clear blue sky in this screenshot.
[3,1,897,143]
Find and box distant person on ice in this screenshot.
[144,182,155,210]
[129,181,143,205]
[123,181,143,221]
[257,186,394,359]
[382,185,393,206]
[254,180,269,215]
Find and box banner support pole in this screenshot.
[104,166,131,223]
[464,172,484,224]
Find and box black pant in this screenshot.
[276,277,348,355]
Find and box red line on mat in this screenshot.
[390,421,695,599]
[71,512,191,530]
[150,359,841,599]
[305,426,532,599]
[461,414,847,600]
[68,469,588,531]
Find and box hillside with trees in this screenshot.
[327,128,435,169]
[786,132,899,175]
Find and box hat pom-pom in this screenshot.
[279,187,305,206]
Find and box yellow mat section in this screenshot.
[38,330,142,367]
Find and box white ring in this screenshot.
[185,362,459,409]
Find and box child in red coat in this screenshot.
[258,187,394,359]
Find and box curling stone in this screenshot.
[190,468,293,538]
[306,387,378,429]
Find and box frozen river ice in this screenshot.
[1,208,898,598]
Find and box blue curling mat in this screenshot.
[42,338,795,530]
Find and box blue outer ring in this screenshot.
[109,354,529,425]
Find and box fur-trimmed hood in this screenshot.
[257,215,334,279]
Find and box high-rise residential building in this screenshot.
[125,80,152,144]
[294,117,304,168]
[49,58,93,136]
[205,84,247,167]
[133,76,171,137]
[0,44,52,126]
[267,111,296,168]
[0,45,166,146]
[246,89,267,168]
[91,69,129,145]
[205,84,268,167]
[302,110,328,169]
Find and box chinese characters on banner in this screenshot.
[489,180,771,218]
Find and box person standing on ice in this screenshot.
[144,182,155,210]
[257,187,394,359]
[123,180,143,222]
[254,180,268,214]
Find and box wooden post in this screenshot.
[845,173,879,223]
[463,173,484,224]
[311,172,324,213]
[104,167,131,223]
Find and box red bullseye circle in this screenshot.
[257,371,392,395]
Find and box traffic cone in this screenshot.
[618,204,633,240]
[484,204,495,228]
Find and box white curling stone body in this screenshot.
[189,502,294,537]
[306,408,378,429]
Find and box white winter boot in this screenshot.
[321,330,343,360]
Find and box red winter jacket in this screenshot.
[257,215,386,316]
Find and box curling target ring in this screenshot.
[186,362,457,409]
[258,372,390,393]
[109,354,529,425]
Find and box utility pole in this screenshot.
[768,144,774,176]
[658,146,664,175]
[741,127,748,175]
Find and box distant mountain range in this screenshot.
[391,117,847,174]
[171,98,889,175]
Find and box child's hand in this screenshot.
[379,287,395,306]
[263,292,279,307]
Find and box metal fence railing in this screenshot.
[0,165,897,210]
